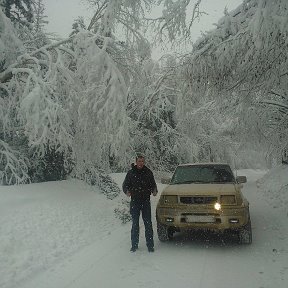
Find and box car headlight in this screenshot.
[163,195,178,204]
[220,195,236,205]
[214,202,221,210]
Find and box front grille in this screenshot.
[180,196,217,204]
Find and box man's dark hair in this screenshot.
[136,155,145,161]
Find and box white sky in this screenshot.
[43,0,243,59]
[43,0,243,40]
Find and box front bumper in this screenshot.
[156,205,249,231]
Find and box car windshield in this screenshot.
[171,165,235,184]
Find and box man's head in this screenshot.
[135,155,145,169]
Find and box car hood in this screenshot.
[162,183,240,195]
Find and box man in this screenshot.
[122,155,158,252]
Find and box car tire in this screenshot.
[238,218,252,244]
[157,222,173,241]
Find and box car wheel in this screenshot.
[157,222,172,241]
[238,218,252,244]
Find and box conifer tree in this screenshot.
[1,0,33,24]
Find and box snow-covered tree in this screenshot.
[0,8,29,184]
[1,0,33,25]
[85,0,204,53]
[126,56,181,171]
[28,0,49,48]
[70,16,86,37]
[0,2,132,183]
[83,0,207,169]
[0,8,24,72]
[0,139,29,184]
[181,0,288,167]
[70,32,130,175]
[1,0,207,184]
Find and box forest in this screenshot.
[1,0,288,186]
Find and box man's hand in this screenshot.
[126,191,131,197]
[152,187,158,197]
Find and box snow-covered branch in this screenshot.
[181,0,288,165]
[0,140,29,185]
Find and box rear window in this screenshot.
[171,165,235,184]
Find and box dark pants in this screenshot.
[130,198,154,249]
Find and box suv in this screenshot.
[156,163,252,244]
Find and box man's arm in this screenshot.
[122,171,131,196]
[150,171,158,196]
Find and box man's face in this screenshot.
[136,157,145,169]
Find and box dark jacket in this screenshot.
[122,164,157,200]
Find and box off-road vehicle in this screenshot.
[156,163,252,244]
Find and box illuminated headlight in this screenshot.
[214,202,221,211]
[163,195,178,204]
[166,217,174,222]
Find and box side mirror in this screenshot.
[161,177,171,184]
[236,176,247,184]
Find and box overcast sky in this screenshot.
[43,0,243,58]
[43,0,92,37]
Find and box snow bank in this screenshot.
[0,179,121,288]
[257,164,288,209]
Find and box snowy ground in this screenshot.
[1,166,288,288]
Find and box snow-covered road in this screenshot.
[1,169,288,288]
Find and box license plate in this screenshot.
[185,215,215,223]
